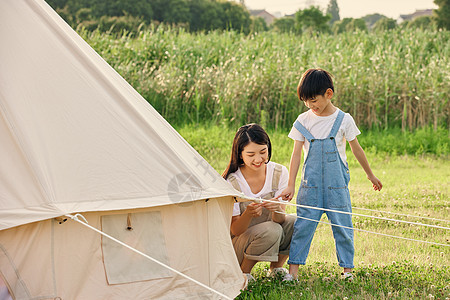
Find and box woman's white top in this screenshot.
[227,161,289,216]
[288,109,360,163]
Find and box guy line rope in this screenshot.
[251,197,450,247]
[351,206,450,223]
[256,198,450,230]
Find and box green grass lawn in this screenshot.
[178,124,449,299]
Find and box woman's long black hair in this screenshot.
[222,123,272,179]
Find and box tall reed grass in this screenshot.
[81,27,449,130]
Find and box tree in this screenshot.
[346,18,368,32]
[326,0,340,25]
[218,1,251,32]
[332,17,352,34]
[47,0,252,33]
[372,17,397,31]
[96,0,153,20]
[151,0,190,24]
[434,0,450,29]
[332,17,367,33]
[362,13,386,29]
[272,17,296,33]
[47,0,153,23]
[295,6,331,34]
[402,16,437,30]
[250,16,268,33]
[188,0,221,31]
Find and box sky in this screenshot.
[242,0,437,19]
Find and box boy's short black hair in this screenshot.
[297,68,334,101]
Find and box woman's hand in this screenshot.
[231,202,263,236]
[261,199,282,213]
[262,198,286,224]
[243,202,263,218]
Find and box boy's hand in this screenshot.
[244,202,263,218]
[368,175,382,191]
[279,186,295,201]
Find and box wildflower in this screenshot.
[343,297,348,300]
[388,292,392,297]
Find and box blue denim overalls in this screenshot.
[287,110,354,268]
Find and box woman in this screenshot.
[223,124,295,281]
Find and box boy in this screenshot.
[280,68,382,280]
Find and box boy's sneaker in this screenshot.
[244,273,255,282]
[341,272,354,281]
[267,267,289,278]
[282,273,298,282]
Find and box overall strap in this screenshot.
[294,120,315,141]
[268,163,283,199]
[227,174,242,192]
[328,110,345,138]
[228,174,250,216]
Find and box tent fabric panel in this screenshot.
[0,107,46,211]
[0,0,239,231]
[0,197,244,299]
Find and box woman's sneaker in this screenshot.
[282,273,298,282]
[267,267,289,278]
[244,273,255,282]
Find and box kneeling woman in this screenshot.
[223,124,295,280]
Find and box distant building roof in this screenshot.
[399,9,433,22]
[249,9,276,25]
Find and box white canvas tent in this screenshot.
[0,0,245,298]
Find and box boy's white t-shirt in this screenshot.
[288,109,361,163]
[227,161,289,216]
